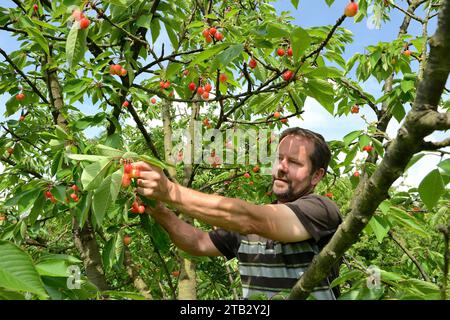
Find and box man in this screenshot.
[135,127,342,299]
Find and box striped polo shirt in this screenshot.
[209,193,342,300]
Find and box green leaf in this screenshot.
[96,144,124,157]
[438,158,450,175]
[266,23,290,39]
[418,169,445,211]
[211,44,244,70]
[35,260,70,277]
[66,24,87,70]
[371,137,384,157]
[81,159,112,191]
[400,80,415,93]
[330,270,362,288]
[388,207,429,238]
[0,240,48,297]
[25,27,49,56]
[358,134,371,150]
[5,96,20,116]
[67,154,109,162]
[290,27,311,61]
[254,92,283,114]
[51,150,63,177]
[368,215,390,243]
[92,169,122,226]
[343,130,362,146]
[405,153,424,172]
[28,193,46,225]
[303,79,334,114]
[137,154,167,169]
[190,44,229,66]
[290,0,299,9]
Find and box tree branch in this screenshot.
[0,48,49,105]
[388,230,431,282]
[289,0,450,299]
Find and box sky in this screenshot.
[0,0,448,189]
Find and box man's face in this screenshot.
[271,135,323,203]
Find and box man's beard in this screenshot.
[272,175,312,203]
[272,177,294,202]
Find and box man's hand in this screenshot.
[134,161,174,203]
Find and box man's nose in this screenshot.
[277,157,288,172]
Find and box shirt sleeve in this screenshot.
[208,228,242,260]
[284,194,342,243]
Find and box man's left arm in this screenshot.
[134,161,311,243]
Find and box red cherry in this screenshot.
[79,17,90,29]
[112,64,122,74]
[123,235,132,246]
[122,101,129,108]
[353,171,360,177]
[219,73,228,83]
[209,27,217,35]
[214,32,224,41]
[124,163,133,174]
[205,34,213,43]
[16,93,25,101]
[19,115,25,121]
[403,50,411,57]
[72,9,85,21]
[287,47,293,57]
[159,81,165,89]
[182,69,189,76]
[252,165,260,173]
[131,201,140,213]
[344,1,359,17]
[70,193,79,202]
[33,4,38,11]
[204,83,212,92]
[201,91,210,100]
[280,118,288,124]
[277,48,285,56]
[282,70,294,82]
[188,82,196,91]
[249,58,257,69]
[273,111,281,119]
[363,145,373,152]
[351,105,360,114]
[45,191,53,199]
[71,185,79,192]
[197,86,205,95]
[202,28,210,37]
[138,205,146,214]
[120,67,127,76]
[243,172,251,179]
[163,81,170,89]
[202,118,210,126]
[325,192,333,198]
[171,270,180,277]
[151,98,157,104]
[122,173,131,188]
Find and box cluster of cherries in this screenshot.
[121,161,146,214]
[201,27,224,43]
[109,64,127,77]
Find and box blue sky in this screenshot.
[0,0,448,188]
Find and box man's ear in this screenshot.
[311,168,325,186]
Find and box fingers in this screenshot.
[134,161,160,172]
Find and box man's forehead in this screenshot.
[278,135,313,153]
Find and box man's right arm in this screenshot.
[145,203,223,257]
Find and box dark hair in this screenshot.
[279,127,331,175]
